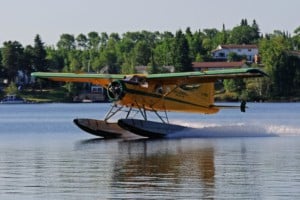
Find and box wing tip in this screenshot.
[246,68,268,77]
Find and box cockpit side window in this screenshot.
[180,84,201,91]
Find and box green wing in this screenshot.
[31,72,125,87]
[32,68,266,86]
[146,68,267,85]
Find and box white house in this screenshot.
[212,44,258,62]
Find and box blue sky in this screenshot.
[1,0,300,45]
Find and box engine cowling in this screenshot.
[107,80,126,101]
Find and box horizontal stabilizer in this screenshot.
[213,101,248,112]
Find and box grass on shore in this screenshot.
[20,88,71,103]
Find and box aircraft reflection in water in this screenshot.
[110,140,215,198]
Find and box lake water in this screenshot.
[0,103,300,199]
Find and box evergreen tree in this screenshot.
[240,18,248,26]
[185,27,200,61]
[251,20,260,40]
[32,34,47,72]
[0,50,4,78]
[172,30,192,72]
[219,24,228,44]
[23,45,35,73]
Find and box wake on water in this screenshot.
[166,120,300,138]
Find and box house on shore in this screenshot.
[212,44,258,63]
[288,50,300,58]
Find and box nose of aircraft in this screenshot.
[107,80,126,101]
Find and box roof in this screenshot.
[219,44,258,49]
[288,51,300,57]
[192,61,246,69]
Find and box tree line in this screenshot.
[1,19,300,100]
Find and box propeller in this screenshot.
[107,80,125,101]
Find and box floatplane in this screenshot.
[31,68,266,138]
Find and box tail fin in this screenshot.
[240,100,246,112]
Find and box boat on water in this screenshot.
[0,94,26,104]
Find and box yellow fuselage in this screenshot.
[118,81,219,114]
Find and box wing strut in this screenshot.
[126,106,133,118]
[104,104,123,122]
[152,109,169,124]
[135,102,147,121]
[103,102,170,125]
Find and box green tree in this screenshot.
[109,33,121,42]
[172,30,192,72]
[76,34,88,50]
[56,34,78,72]
[32,34,47,72]
[134,40,151,66]
[118,37,135,73]
[227,52,246,61]
[293,26,300,50]
[229,19,260,44]
[57,34,76,50]
[68,50,83,72]
[153,31,174,67]
[224,79,246,93]
[100,32,109,48]
[251,20,260,40]
[203,28,219,39]
[185,28,206,62]
[0,49,5,78]
[271,52,300,97]
[45,46,64,71]
[229,25,254,44]
[98,35,120,73]
[23,45,35,73]
[212,24,229,48]
[100,50,118,73]
[87,31,100,49]
[245,76,269,101]
[4,81,18,95]
[1,41,24,83]
[259,34,293,97]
